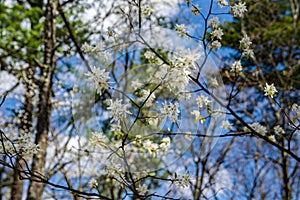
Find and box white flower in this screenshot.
[160,137,171,151]
[140,89,156,106]
[240,34,252,50]
[230,60,243,73]
[81,42,93,53]
[268,135,276,142]
[90,131,108,147]
[264,83,278,98]
[143,139,159,156]
[191,4,201,15]
[211,27,224,40]
[209,17,219,29]
[160,102,180,123]
[137,184,148,195]
[274,125,285,135]
[242,48,254,58]
[107,99,132,123]
[210,40,221,49]
[175,24,187,36]
[292,104,300,116]
[222,120,232,130]
[142,5,153,15]
[89,179,98,188]
[191,109,200,119]
[218,0,228,7]
[244,122,267,135]
[208,77,219,88]
[231,2,247,17]
[196,95,211,108]
[176,173,191,188]
[144,50,156,60]
[86,66,110,95]
[132,79,143,90]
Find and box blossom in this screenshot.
[274,125,285,135]
[231,2,247,17]
[242,48,254,58]
[137,184,148,195]
[107,99,132,123]
[196,95,211,109]
[218,0,228,7]
[244,122,267,135]
[160,102,180,123]
[209,17,219,29]
[268,135,276,142]
[89,179,98,188]
[191,5,201,15]
[176,173,191,188]
[175,24,187,36]
[264,83,278,98]
[292,104,300,116]
[211,27,224,40]
[208,77,219,88]
[86,66,110,95]
[142,5,153,15]
[209,40,221,49]
[143,139,159,156]
[240,34,252,50]
[144,50,156,60]
[222,120,232,130]
[230,60,243,73]
[160,137,171,152]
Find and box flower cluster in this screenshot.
[89,179,98,188]
[231,2,247,18]
[240,33,254,58]
[230,60,243,74]
[218,0,228,7]
[86,66,110,95]
[175,24,187,36]
[222,120,232,130]
[244,122,267,135]
[209,17,223,50]
[196,95,211,109]
[274,125,285,135]
[137,184,148,195]
[160,102,180,123]
[264,83,278,98]
[107,99,132,123]
[292,104,300,116]
[175,173,191,188]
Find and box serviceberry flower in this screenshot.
[137,184,148,195]
[240,34,252,50]
[209,17,219,29]
[274,125,285,135]
[231,2,247,17]
[264,83,278,98]
[210,40,221,49]
[175,173,191,188]
[230,60,243,73]
[244,122,267,135]
[175,24,187,36]
[211,27,224,40]
[218,0,228,7]
[107,99,132,123]
[89,179,98,188]
[160,102,180,123]
[196,95,211,108]
[222,120,232,130]
[86,66,110,95]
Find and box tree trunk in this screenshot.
[11,70,35,199]
[26,0,57,199]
